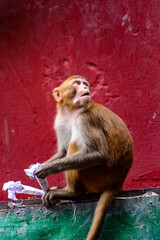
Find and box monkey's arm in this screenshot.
[35,150,104,179]
[41,149,66,164]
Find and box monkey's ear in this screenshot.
[53,88,62,102]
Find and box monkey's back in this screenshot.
[82,102,133,168]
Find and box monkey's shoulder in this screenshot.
[81,102,119,122]
[80,102,130,133]
[89,102,117,116]
[90,102,109,114]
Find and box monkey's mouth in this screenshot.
[81,92,90,97]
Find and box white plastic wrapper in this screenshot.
[24,163,49,192]
[2,163,50,201]
[2,181,44,201]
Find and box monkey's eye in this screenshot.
[83,82,89,87]
[73,80,81,85]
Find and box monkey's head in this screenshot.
[53,75,91,110]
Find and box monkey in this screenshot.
[35,75,133,240]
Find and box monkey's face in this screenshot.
[53,77,91,109]
[70,78,91,108]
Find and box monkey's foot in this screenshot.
[42,189,56,207]
[42,187,83,207]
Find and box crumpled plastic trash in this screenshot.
[24,163,49,192]
[2,181,44,201]
[3,163,50,201]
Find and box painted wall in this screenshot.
[0,0,160,201]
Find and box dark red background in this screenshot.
[0,0,160,201]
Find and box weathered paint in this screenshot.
[0,191,160,240]
[0,0,160,201]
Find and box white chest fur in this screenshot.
[54,109,85,151]
[54,115,72,151]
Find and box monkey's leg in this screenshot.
[43,169,85,207]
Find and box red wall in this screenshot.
[0,0,160,201]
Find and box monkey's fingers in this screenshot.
[35,169,46,179]
[42,190,55,207]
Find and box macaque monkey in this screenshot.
[35,75,133,240]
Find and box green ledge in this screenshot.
[0,187,160,240]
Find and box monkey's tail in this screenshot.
[86,189,119,240]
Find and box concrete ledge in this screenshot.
[0,187,160,239]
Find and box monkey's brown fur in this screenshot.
[35,76,133,240]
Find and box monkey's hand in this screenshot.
[35,159,63,179]
[35,163,54,179]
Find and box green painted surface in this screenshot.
[0,194,160,240]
